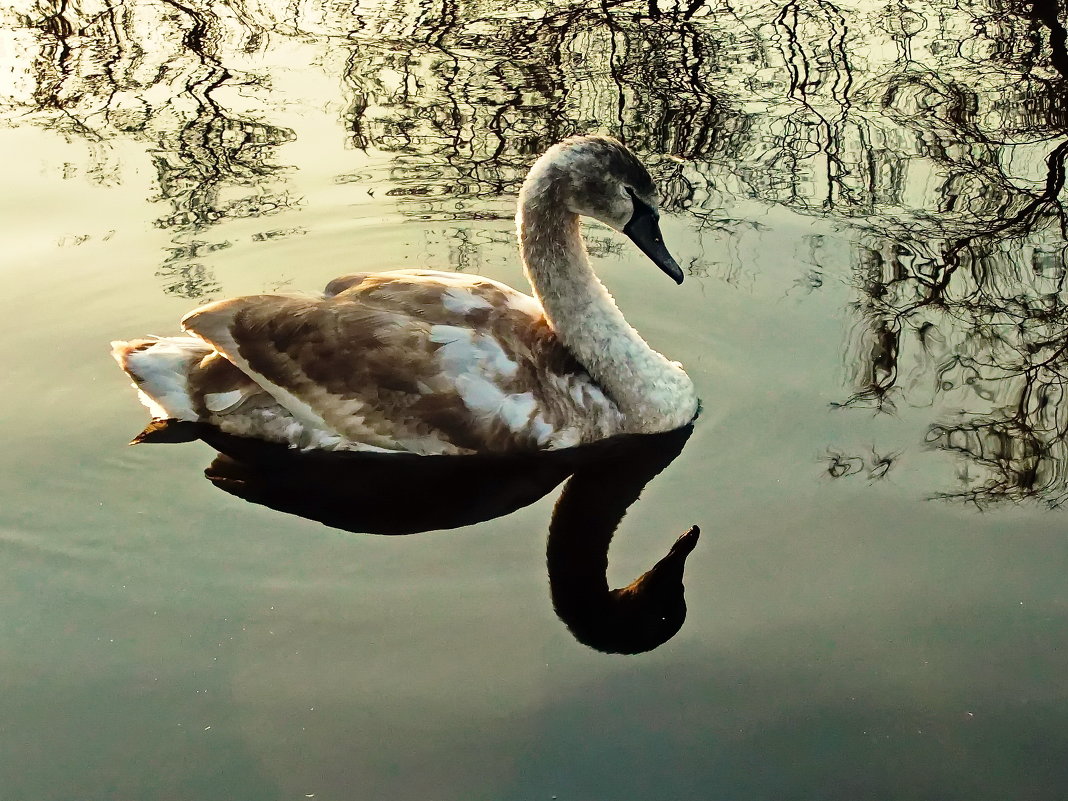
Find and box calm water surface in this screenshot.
[2,0,1068,798]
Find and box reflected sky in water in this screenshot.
[5,0,1067,502]
[2,0,1068,799]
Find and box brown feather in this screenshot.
[181,271,622,454]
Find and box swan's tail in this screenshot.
[110,336,212,421]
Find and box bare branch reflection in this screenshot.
[8,0,1068,502]
[10,0,297,299]
[836,0,1068,505]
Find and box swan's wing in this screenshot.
[323,269,545,319]
[181,271,613,453]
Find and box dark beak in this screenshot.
[623,191,684,284]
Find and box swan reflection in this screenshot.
[145,421,698,653]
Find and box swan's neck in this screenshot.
[517,181,696,432]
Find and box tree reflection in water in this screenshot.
[835,3,1068,506]
[7,0,1068,502]
[145,423,700,655]
[8,0,298,299]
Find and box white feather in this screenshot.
[112,338,206,420]
[442,286,493,315]
[203,390,246,413]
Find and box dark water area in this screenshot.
[2,0,1068,798]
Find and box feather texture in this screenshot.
[172,270,622,454]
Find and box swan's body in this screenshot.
[112,137,698,455]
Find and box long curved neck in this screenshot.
[517,177,693,431]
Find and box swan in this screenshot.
[112,136,698,455]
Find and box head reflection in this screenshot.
[187,423,699,654]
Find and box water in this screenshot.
[2,0,1068,798]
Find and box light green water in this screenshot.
[2,1,1067,798]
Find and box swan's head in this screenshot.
[524,135,685,284]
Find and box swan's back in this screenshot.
[114,270,623,455]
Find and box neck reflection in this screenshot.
[547,426,698,654]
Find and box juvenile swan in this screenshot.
[112,136,698,455]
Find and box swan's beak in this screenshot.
[623,198,685,284]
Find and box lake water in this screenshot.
[3,0,1068,798]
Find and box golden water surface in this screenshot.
[2,1,1067,798]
